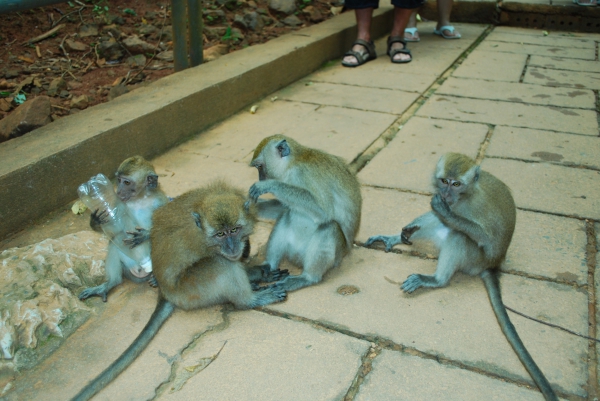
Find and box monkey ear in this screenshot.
[147,174,159,189]
[463,165,480,184]
[276,140,290,158]
[192,212,202,229]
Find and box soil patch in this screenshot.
[0,0,342,140]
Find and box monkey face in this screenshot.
[214,226,247,261]
[116,174,138,202]
[436,177,466,206]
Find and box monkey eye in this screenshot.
[452,182,461,187]
[230,227,239,233]
[255,164,263,170]
[123,180,131,186]
[441,178,448,185]
[216,232,225,237]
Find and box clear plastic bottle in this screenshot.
[77,174,152,273]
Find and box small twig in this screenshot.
[51,104,69,110]
[22,24,65,45]
[63,69,77,80]
[506,305,600,343]
[59,34,71,61]
[52,7,85,28]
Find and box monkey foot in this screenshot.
[147,274,158,287]
[400,274,424,293]
[364,235,401,252]
[79,286,109,302]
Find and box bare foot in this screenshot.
[390,41,411,63]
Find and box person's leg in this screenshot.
[404,10,420,41]
[388,6,413,62]
[436,0,461,38]
[342,8,376,66]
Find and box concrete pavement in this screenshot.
[2,20,599,401]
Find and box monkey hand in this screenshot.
[364,235,400,252]
[124,227,149,248]
[401,274,425,293]
[147,274,158,288]
[248,264,289,284]
[431,194,451,217]
[248,180,274,202]
[91,209,109,227]
[401,225,420,245]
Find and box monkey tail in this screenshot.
[480,270,558,401]
[71,298,175,401]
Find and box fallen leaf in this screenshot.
[18,56,35,63]
[71,200,88,215]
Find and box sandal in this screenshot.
[341,39,377,68]
[433,25,462,39]
[404,27,420,42]
[387,36,412,64]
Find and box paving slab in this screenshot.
[437,76,596,108]
[5,283,224,400]
[358,117,488,192]
[155,311,369,401]
[358,186,588,284]
[276,80,420,114]
[452,50,527,82]
[307,23,488,94]
[487,126,600,169]
[476,41,596,60]
[487,30,597,48]
[152,153,256,198]
[524,66,600,90]
[266,247,588,396]
[481,157,600,220]
[416,94,598,136]
[160,98,394,164]
[355,350,547,400]
[529,55,600,73]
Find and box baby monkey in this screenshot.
[71,181,286,401]
[79,156,168,302]
[365,153,557,401]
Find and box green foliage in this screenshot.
[221,26,232,41]
[92,0,109,15]
[123,8,137,16]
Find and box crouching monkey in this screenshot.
[71,181,287,401]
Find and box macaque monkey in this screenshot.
[246,135,362,292]
[79,156,168,302]
[71,182,287,401]
[365,153,557,400]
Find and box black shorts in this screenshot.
[345,0,425,9]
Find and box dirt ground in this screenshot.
[0,0,339,133]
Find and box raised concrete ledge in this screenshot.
[0,8,393,240]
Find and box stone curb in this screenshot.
[0,8,393,240]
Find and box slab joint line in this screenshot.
[258,307,578,400]
[348,24,496,175]
[585,220,599,400]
